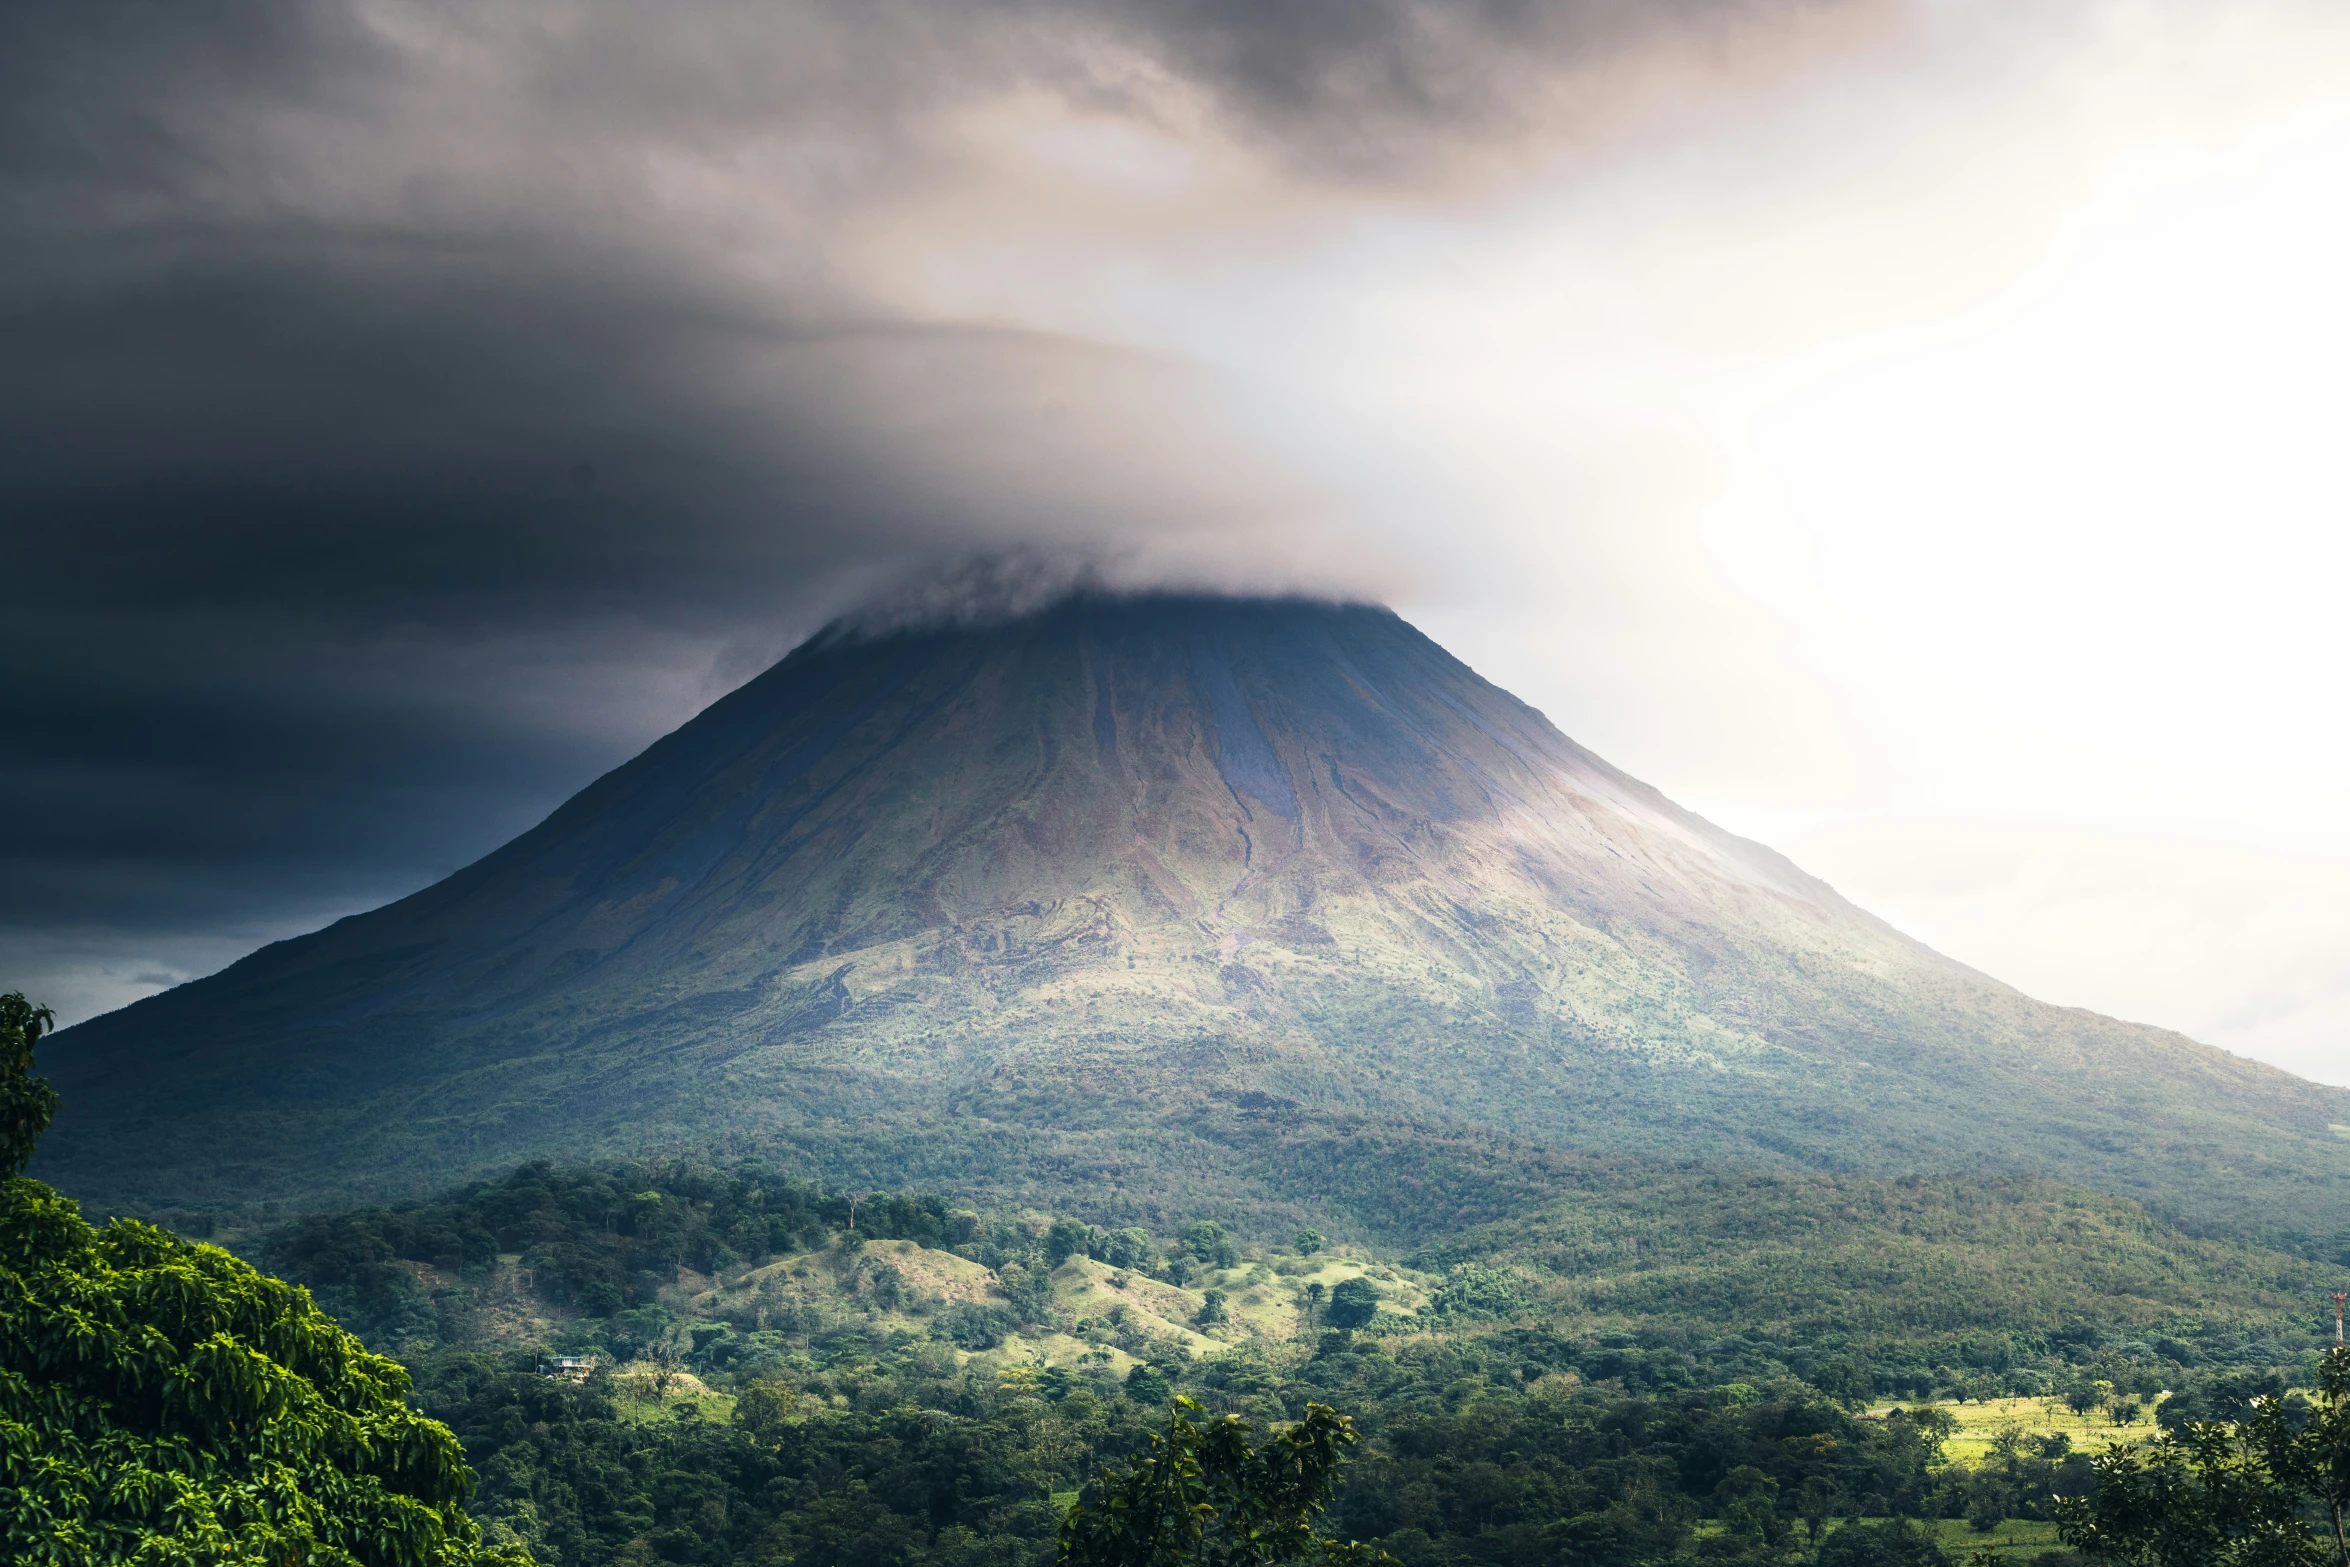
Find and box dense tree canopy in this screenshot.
[388,1325,2041,1567]
[1060,1396,1379,1567]
[224,1140,2332,1566]
[0,992,527,1566]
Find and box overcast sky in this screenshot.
[6,0,2347,1085]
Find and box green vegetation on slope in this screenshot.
[254,1155,2332,1409]
[250,1158,1328,1377]
[1414,1170,2331,1398]
[234,1150,2336,1566]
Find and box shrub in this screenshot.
[1326,1277,1379,1331]
[936,1304,1011,1350]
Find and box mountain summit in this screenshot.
[42,595,2350,1234]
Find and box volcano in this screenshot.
[40,595,2350,1236]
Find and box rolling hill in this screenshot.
[38,594,2350,1244]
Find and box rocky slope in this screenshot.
[40,595,2350,1241]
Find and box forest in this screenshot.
[234,1155,2335,1567]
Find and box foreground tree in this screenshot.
[2058,1346,2350,1567]
[0,991,528,1565]
[1060,1395,1387,1567]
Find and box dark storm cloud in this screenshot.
[0,0,1865,1020]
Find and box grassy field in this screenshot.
[1694,1516,2064,1562]
[609,1365,736,1427]
[1917,1517,2064,1561]
[1871,1394,2166,1463]
[667,1238,1439,1374]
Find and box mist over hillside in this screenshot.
[40,594,2350,1245]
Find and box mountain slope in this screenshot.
[39,595,2350,1237]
